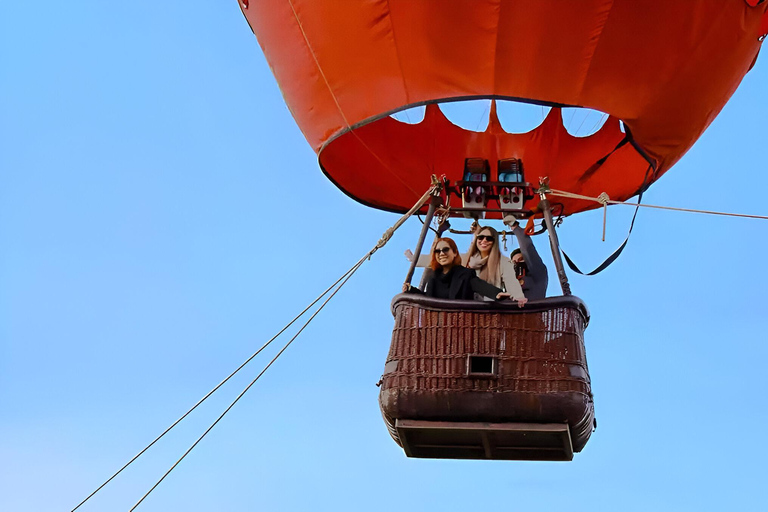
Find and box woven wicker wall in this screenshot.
[382,303,590,395]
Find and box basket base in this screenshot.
[395,419,574,461]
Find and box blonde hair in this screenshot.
[466,226,501,287]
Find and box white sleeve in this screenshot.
[415,253,431,267]
[499,258,525,299]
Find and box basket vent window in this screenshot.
[468,356,496,375]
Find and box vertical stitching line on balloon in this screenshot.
[288,0,421,199]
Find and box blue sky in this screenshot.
[2,3,767,511]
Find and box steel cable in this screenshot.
[549,188,768,221]
[72,181,439,511]
[71,262,360,512]
[129,255,367,511]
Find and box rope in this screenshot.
[549,188,768,221]
[71,263,361,512]
[287,0,420,199]
[72,181,438,511]
[286,0,349,129]
[596,193,610,241]
[130,257,366,511]
[376,182,439,251]
[129,184,437,509]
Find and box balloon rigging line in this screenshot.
[287,0,420,200]
[70,264,362,512]
[288,0,419,199]
[130,257,366,511]
[588,113,609,135]
[416,213,440,235]
[566,107,577,132]
[579,113,608,133]
[403,106,413,124]
[573,111,590,137]
[286,0,350,129]
[350,130,422,198]
[129,183,439,510]
[548,189,768,221]
[72,182,439,511]
[475,100,491,131]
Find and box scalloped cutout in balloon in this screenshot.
[561,108,610,138]
[389,105,426,124]
[438,99,492,132]
[496,100,551,134]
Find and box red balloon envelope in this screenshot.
[240,0,765,217]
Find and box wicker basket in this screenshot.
[379,294,595,460]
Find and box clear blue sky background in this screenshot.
[2,3,767,511]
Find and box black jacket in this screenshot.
[416,265,503,300]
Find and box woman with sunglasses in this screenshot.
[405,238,522,303]
[465,225,524,302]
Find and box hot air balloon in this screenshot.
[239,0,767,460]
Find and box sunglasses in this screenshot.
[434,247,452,255]
[476,235,495,242]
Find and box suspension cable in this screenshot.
[70,264,357,512]
[129,255,367,511]
[548,188,768,220]
[72,180,439,511]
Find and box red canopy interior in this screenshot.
[241,0,765,216]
